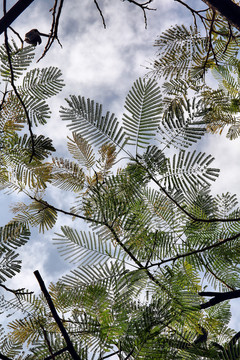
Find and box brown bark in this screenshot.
[203,0,240,31]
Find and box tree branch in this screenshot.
[34,270,81,360]
[126,0,156,28]
[37,0,64,62]
[202,0,240,31]
[0,283,33,295]
[199,289,240,309]
[147,231,240,268]
[0,354,13,360]
[94,0,106,28]
[0,0,34,35]
[44,347,68,360]
[137,158,240,224]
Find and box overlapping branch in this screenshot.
[3,1,36,162]
[199,289,240,309]
[34,270,81,360]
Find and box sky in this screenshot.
[1,0,240,334]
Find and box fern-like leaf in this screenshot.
[122,77,162,151]
[51,157,85,192]
[0,42,34,82]
[20,67,64,99]
[67,133,95,169]
[162,150,220,192]
[53,226,125,266]
[60,96,125,147]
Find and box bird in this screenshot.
[24,29,42,46]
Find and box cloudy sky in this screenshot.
[1,0,240,331]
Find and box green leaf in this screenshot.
[60,96,125,147]
[20,67,64,99]
[67,133,95,169]
[162,150,220,192]
[0,42,34,82]
[53,226,125,266]
[122,77,162,150]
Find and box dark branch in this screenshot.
[40,323,56,360]
[44,347,68,360]
[0,283,33,295]
[137,158,240,224]
[199,289,240,309]
[0,353,13,360]
[126,0,156,28]
[99,350,120,359]
[147,231,240,268]
[37,0,64,62]
[0,0,34,35]
[94,0,106,28]
[203,0,240,31]
[9,26,24,45]
[34,270,81,360]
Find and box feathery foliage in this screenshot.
[2,4,240,360]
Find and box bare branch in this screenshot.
[0,283,33,295]
[0,353,13,360]
[125,0,156,28]
[37,0,64,62]
[34,270,81,360]
[0,0,34,35]
[9,26,24,46]
[94,0,106,28]
[199,289,240,309]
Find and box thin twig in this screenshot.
[40,323,56,360]
[37,0,64,62]
[99,350,120,359]
[44,347,68,360]
[0,84,8,112]
[94,0,106,28]
[203,11,217,73]
[147,231,240,269]
[0,283,33,295]
[137,157,240,224]
[9,26,24,45]
[126,0,156,28]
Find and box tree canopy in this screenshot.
[1,1,240,359]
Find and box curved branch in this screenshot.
[199,288,240,309]
[94,0,106,28]
[137,158,240,224]
[37,0,64,62]
[125,0,156,28]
